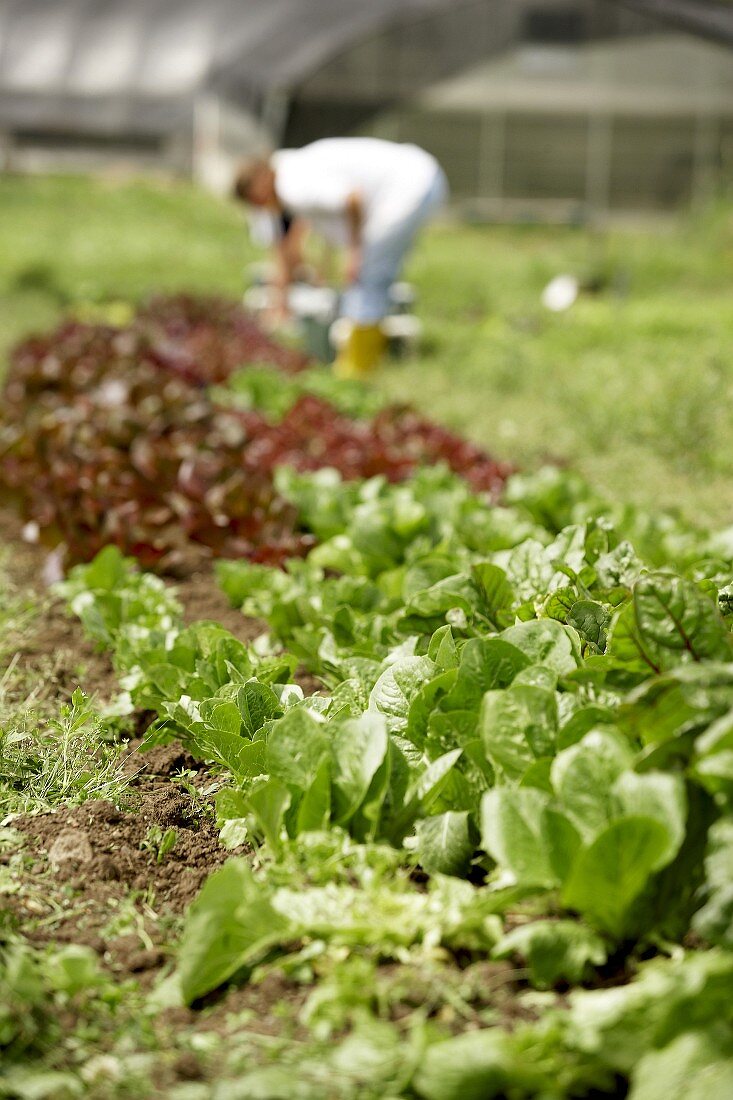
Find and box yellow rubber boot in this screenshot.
[333,323,387,379]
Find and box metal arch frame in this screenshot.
[208,0,518,144]
[208,0,499,100]
[1,0,732,143]
[601,0,733,47]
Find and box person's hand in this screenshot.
[345,246,362,285]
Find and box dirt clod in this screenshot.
[134,741,202,778]
[173,1052,205,1081]
[48,827,93,867]
[126,948,167,973]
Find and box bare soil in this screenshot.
[11,744,239,983]
[177,568,264,640]
[2,506,238,988]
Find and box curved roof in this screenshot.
[0,0,492,133]
[610,0,733,47]
[0,0,731,136]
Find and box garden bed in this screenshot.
[2,295,733,1100]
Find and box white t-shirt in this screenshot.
[272,138,440,247]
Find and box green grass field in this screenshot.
[1,173,732,524]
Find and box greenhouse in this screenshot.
[1,0,732,213]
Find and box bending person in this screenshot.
[233,137,448,377]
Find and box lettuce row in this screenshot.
[60,465,733,1095]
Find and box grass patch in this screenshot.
[383,208,733,526]
[0,560,129,816]
[0,688,129,817]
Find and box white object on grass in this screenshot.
[542,274,579,312]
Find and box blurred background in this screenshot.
[2,0,732,217]
[1,0,732,521]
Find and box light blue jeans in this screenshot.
[341,167,449,324]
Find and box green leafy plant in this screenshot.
[140,825,178,864]
[58,463,733,1096]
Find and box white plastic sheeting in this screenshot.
[0,0,488,134]
[0,0,730,138]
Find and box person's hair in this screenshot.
[232,156,270,202]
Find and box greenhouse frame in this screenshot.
[0,0,732,217]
